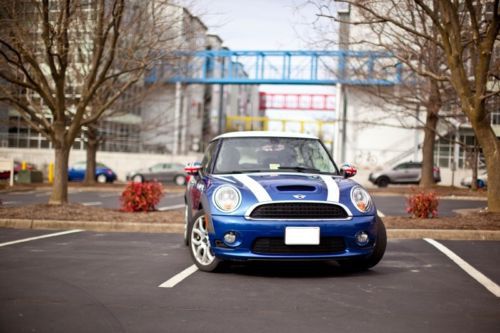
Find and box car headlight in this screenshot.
[350,186,372,213]
[213,185,241,212]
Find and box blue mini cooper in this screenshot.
[184,131,386,272]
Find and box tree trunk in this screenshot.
[470,145,478,191]
[84,126,98,185]
[485,152,500,212]
[419,86,440,188]
[472,122,500,212]
[49,144,71,205]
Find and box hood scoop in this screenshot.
[276,185,316,192]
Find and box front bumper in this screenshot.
[208,215,380,261]
[368,173,378,184]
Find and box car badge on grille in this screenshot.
[293,194,306,199]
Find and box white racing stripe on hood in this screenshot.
[232,174,272,202]
[320,175,340,202]
[213,175,237,184]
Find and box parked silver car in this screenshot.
[126,163,187,185]
[369,162,441,187]
[460,172,487,189]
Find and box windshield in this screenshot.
[213,137,338,175]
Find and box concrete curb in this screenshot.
[1,218,499,239]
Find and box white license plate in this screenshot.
[285,227,320,245]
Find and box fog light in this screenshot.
[355,231,370,246]
[224,232,237,244]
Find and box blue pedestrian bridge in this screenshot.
[147,50,403,85]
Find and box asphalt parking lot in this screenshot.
[0,229,498,333]
[0,188,185,211]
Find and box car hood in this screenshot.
[206,173,374,217]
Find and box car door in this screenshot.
[69,162,86,181]
[389,163,408,182]
[147,163,164,182]
[406,163,422,182]
[160,163,174,183]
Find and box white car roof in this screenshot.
[212,131,319,141]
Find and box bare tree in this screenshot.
[0,0,180,204]
[316,0,499,211]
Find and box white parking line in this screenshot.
[424,238,500,297]
[9,191,36,195]
[1,201,19,205]
[98,193,119,198]
[81,202,102,206]
[377,210,386,217]
[158,204,185,211]
[165,193,184,198]
[158,265,198,288]
[0,230,83,248]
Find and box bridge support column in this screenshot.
[173,82,182,155]
[334,83,345,161]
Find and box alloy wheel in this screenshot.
[190,214,215,266]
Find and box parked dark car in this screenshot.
[368,162,441,187]
[126,163,187,185]
[0,161,36,181]
[68,161,117,183]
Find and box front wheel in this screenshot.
[377,177,389,188]
[340,216,387,271]
[132,174,143,183]
[96,174,107,183]
[188,210,221,272]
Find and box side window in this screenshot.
[300,141,335,173]
[201,141,218,174]
[73,162,86,170]
[394,163,407,170]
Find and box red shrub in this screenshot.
[406,189,439,218]
[120,181,164,212]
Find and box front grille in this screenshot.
[252,237,345,255]
[249,203,349,219]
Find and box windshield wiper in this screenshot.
[277,166,321,173]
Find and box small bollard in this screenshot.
[48,162,54,183]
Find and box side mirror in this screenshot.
[340,163,357,178]
[184,162,202,176]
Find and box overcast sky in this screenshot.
[186,0,329,50]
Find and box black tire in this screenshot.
[132,174,144,183]
[174,175,186,186]
[183,205,189,246]
[377,176,389,188]
[188,210,222,272]
[340,216,387,271]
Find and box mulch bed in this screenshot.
[0,204,184,223]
